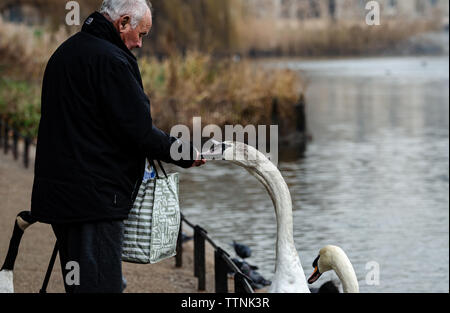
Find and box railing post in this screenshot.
[3,122,9,155]
[194,225,206,291]
[12,130,19,160]
[234,272,254,294]
[295,93,307,133]
[175,220,183,268]
[214,248,229,293]
[271,97,279,126]
[0,119,3,146]
[23,137,30,168]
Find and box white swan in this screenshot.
[308,245,359,293]
[218,141,310,292]
[211,141,358,293]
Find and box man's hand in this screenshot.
[191,151,206,168]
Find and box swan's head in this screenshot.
[308,245,347,284]
[205,140,268,170]
[308,245,359,293]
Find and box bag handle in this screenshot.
[149,159,168,179]
[39,241,58,293]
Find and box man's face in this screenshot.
[114,8,152,50]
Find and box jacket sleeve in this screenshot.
[99,58,194,168]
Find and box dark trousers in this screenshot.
[51,220,124,293]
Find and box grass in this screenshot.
[0,78,41,137]
[139,52,301,132]
[0,8,440,138]
[238,18,442,56]
[0,17,71,81]
[0,18,303,138]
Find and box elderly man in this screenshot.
[31,0,204,293]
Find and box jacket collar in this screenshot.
[81,11,136,60]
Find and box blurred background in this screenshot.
[0,0,448,293]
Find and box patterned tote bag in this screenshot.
[122,160,181,264]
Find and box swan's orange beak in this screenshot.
[308,266,322,284]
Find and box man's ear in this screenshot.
[119,15,131,32]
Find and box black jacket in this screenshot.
[31,12,193,224]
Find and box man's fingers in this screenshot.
[192,159,206,167]
[189,150,206,167]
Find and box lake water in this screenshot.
[174,56,449,293]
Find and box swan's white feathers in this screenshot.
[0,270,14,293]
[221,142,359,293]
[222,142,310,293]
[317,246,359,293]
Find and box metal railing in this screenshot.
[176,213,254,293]
[0,119,34,168]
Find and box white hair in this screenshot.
[100,0,151,28]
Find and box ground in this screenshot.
[0,151,222,293]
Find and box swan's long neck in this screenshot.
[330,249,359,293]
[237,156,310,293]
[257,165,297,269]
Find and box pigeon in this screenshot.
[231,258,258,271]
[238,263,271,290]
[231,240,251,259]
[181,232,193,243]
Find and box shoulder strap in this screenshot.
[149,159,168,179]
[157,160,168,178]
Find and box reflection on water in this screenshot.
[171,56,449,293]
